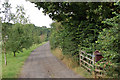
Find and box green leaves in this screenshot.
[37,2,120,78]
[6,23,32,53]
[95,2,120,77]
[13,5,30,24]
[2,23,50,56]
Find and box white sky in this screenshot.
[0,0,53,28]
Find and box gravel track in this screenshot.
[19,42,82,78]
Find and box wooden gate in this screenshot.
[79,50,105,78]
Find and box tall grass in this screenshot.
[51,47,93,78]
[2,42,46,78]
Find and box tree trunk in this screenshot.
[4,52,7,65]
[4,42,7,65]
[13,51,16,57]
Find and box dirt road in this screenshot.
[19,42,82,78]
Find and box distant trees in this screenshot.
[1,1,50,66]
[2,23,50,57]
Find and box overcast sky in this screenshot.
[0,0,53,28]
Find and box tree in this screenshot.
[4,23,50,57]
[35,2,118,53]
[0,1,13,65]
[35,2,120,77]
[0,1,13,23]
[35,2,116,53]
[6,23,33,57]
[42,26,47,28]
[96,2,120,77]
[1,3,31,57]
[12,5,30,24]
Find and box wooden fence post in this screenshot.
[92,52,96,78]
[79,49,81,67]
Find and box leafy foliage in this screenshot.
[96,3,120,77]
[35,2,117,54]
[12,5,30,24]
[1,1,51,57]
[6,23,33,55]
[35,2,120,78]
[2,23,50,56]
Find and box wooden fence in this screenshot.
[79,50,105,78]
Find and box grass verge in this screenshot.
[51,47,93,78]
[2,42,46,78]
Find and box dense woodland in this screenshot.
[35,2,120,78]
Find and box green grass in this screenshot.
[2,42,46,78]
[74,66,93,78]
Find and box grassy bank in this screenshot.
[2,42,46,78]
[51,47,93,78]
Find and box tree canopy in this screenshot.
[35,2,120,78]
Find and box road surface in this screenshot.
[19,42,82,78]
